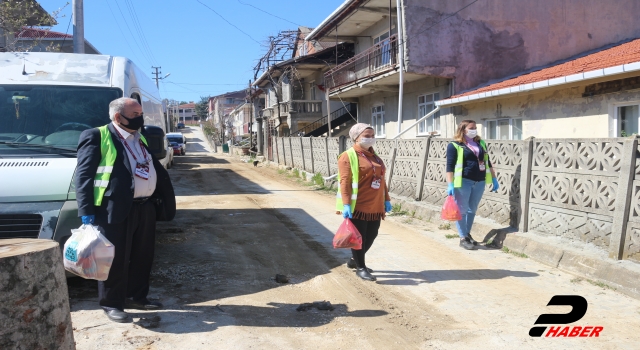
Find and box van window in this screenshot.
[0,85,122,155]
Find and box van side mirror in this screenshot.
[141,125,167,160]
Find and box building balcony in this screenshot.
[278,100,323,119]
[324,34,399,93]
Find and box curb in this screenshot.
[243,160,640,301]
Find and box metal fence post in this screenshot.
[609,136,638,260]
[519,137,535,232]
[414,136,432,201]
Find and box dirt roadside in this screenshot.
[68,127,640,350]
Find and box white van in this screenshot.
[0,52,172,246]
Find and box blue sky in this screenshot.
[37,0,343,102]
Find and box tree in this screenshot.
[195,95,211,121]
[0,0,68,53]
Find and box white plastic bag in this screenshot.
[63,224,115,281]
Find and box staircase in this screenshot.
[292,103,358,137]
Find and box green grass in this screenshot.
[312,173,324,186]
[292,168,300,178]
[586,279,616,290]
[570,277,583,284]
[390,203,408,216]
[438,223,452,230]
[444,234,458,239]
[277,169,286,175]
[501,246,528,258]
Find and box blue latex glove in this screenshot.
[81,215,95,225]
[384,201,392,213]
[342,204,353,219]
[492,177,500,192]
[447,183,455,196]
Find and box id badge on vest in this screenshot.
[135,162,150,180]
[478,161,486,172]
[371,176,381,190]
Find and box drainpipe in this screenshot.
[395,0,404,138]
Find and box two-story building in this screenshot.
[306,0,640,139]
[208,90,246,141]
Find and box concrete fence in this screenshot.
[269,136,640,264]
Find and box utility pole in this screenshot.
[152,66,162,88]
[72,0,85,53]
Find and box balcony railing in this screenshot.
[278,100,323,116]
[324,34,398,91]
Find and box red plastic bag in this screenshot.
[333,219,363,249]
[441,195,462,221]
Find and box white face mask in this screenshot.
[359,137,376,148]
[466,129,478,138]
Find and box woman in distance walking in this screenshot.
[337,123,392,281]
[445,120,499,250]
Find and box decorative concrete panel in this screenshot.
[327,137,340,175]
[291,139,304,170]
[301,138,313,173]
[311,138,328,176]
[390,139,426,198]
[283,138,292,166]
[624,223,640,263]
[529,204,612,249]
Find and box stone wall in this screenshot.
[269,135,640,263]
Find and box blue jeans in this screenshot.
[454,178,485,238]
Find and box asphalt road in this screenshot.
[67,126,640,350]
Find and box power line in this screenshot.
[122,0,159,65]
[112,0,155,66]
[236,0,302,27]
[105,0,148,66]
[196,0,263,46]
[166,82,248,86]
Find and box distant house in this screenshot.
[175,102,197,123]
[12,27,100,54]
[306,0,640,139]
[208,90,246,140]
[437,39,640,139]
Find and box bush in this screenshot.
[292,168,300,178]
[312,173,324,186]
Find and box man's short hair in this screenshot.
[109,97,139,121]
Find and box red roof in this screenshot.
[453,38,640,99]
[178,103,195,108]
[17,27,72,39]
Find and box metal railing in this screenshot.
[277,100,323,116]
[292,103,357,136]
[324,34,398,91]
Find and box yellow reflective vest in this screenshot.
[451,139,492,188]
[93,125,148,206]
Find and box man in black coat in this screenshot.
[75,97,175,323]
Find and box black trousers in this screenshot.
[350,218,381,268]
[96,200,156,310]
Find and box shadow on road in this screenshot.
[375,269,539,286]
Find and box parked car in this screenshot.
[167,132,186,155]
[170,141,181,155]
[177,122,185,129]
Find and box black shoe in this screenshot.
[347,258,374,273]
[468,234,478,245]
[103,308,129,323]
[356,268,377,281]
[460,237,476,250]
[125,299,163,310]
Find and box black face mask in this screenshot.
[120,113,144,131]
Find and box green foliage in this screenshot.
[195,95,211,119]
[444,234,458,239]
[438,223,452,230]
[292,168,300,178]
[312,173,324,186]
[501,246,528,258]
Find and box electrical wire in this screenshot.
[167,82,248,86]
[59,11,72,51]
[111,0,155,66]
[196,0,263,46]
[236,0,302,27]
[122,0,160,65]
[106,0,148,66]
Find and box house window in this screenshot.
[618,105,640,136]
[226,98,234,104]
[373,32,391,69]
[485,118,523,140]
[417,93,440,135]
[310,84,317,100]
[372,105,385,137]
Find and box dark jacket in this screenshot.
[75,123,175,224]
[446,141,492,182]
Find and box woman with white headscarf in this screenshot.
[336,123,392,281]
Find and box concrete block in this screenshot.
[503,234,529,252]
[522,240,564,267]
